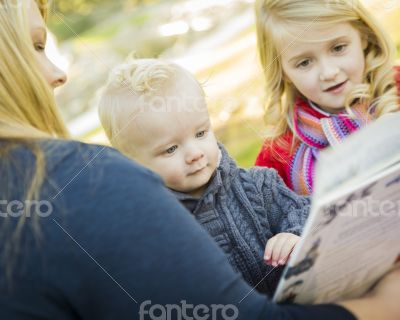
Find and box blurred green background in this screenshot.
[48,0,400,167]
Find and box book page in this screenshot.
[314,113,400,199]
[273,162,400,304]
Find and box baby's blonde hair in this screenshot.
[98,58,201,156]
[255,0,398,143]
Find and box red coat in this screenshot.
[255,66,400,191]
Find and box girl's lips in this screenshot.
[324,80,348,94]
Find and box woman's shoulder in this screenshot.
[6,138,163,209]
[3,138,163,204]
[40,139,125,165]
[40,139,158,181]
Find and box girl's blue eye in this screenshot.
[196,130,206,138]
[166,145,177,154]
[297,59,311,68]
[333,44,347,53]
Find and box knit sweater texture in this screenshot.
[172,144,310,297]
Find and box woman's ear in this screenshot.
[362,35,368,50]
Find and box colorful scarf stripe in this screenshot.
[290,99,372,195]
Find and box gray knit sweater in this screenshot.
[172,144,310,297]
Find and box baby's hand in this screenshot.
[264,233,300,267]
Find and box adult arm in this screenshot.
[339,267,400,320]
[0,141,362,320]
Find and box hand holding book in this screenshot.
[338,266,400,320]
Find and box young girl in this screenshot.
[254,0,400,195]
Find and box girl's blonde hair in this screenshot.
[98,58,201,156]
[255,0,399,142]
[0,0,69,277]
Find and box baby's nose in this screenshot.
[185,146,204,164]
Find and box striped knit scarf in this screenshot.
[290,99,373,195]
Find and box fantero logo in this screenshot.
[139,300,239,320]
[0,200,53,218]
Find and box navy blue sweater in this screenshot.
[173,144,310,296]
[0,140,356,320]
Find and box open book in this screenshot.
[273,113,400,304]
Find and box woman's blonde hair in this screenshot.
[255,0,399,142]
[0,0,69,277]
[0,0,68,140]
[98,58,200,156]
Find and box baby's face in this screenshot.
[127,74,220,197]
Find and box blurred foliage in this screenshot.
[55,0,109,14]
[383,10,400,57]
[48,0,163,41]
[51,0,400,168]
[51,0,160,15]
[216,118,265,168]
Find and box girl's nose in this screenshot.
[319,60,339,82]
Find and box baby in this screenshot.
[98,59,310,296]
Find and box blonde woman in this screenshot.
[254,0,400,195]
[0,0,400,319]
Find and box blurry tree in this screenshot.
[49,0,165,40]
[51,0,163,15]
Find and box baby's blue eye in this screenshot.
[196,130,206,138]
[166,145,177,154]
